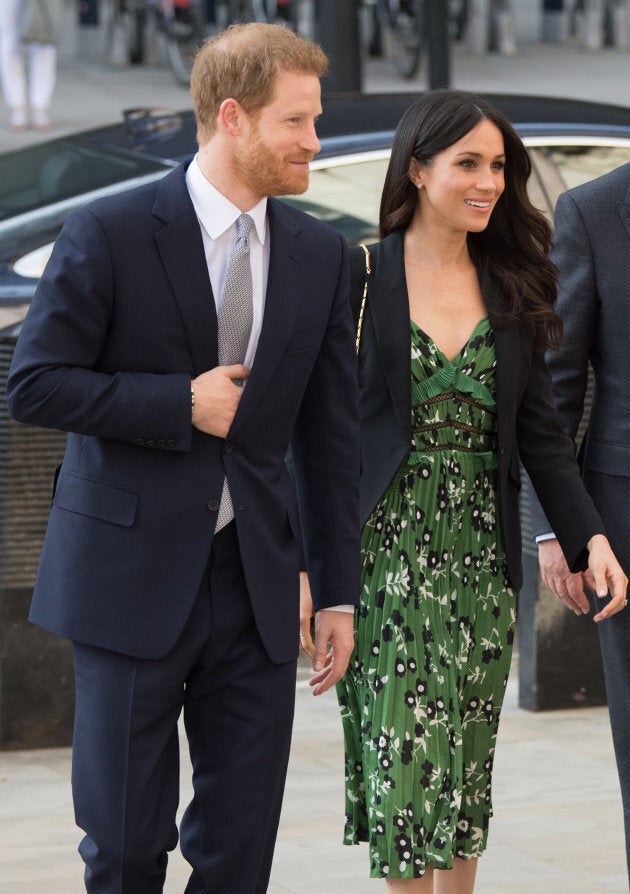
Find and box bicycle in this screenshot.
[111,0,206,86]
[376,0,423,79]
[369,0,468,80]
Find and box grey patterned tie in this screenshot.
[215,213,254,530]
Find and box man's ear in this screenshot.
[219,98,245,135]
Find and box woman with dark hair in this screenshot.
[329,89,628,892]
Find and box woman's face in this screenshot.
[409,118,506,234]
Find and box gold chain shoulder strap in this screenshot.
[356,243,371,355]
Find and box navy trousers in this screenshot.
[71,523,298,894]
[586,467,630,883]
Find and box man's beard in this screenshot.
[235,131,312,198]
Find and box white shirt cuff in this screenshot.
[319,604,355,613]
[535,532,557,543]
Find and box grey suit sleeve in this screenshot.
[529,189,597,537]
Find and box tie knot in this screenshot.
[236,213,253,244]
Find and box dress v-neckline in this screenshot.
[411,316,490,364]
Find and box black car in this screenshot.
[3,92,630,331]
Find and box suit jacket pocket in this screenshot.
[584,439,630,477]
[53,471,138,526]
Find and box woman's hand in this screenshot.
[585,534,629,621]
[299,571,315,658]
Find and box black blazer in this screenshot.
[349,231,604,591]
[7,162,361,662]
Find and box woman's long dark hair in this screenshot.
[380,89,561,350]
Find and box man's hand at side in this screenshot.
[309,610,354,696]
[538,537,590,615]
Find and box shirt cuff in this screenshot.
[535,532,557,543]
[319,604,355,613]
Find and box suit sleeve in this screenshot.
[290,236,361,610]
[516,347,604,572]
[528,190,598,538]
[6,208,193,451]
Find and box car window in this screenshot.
[284,151,555,244]
[283,157,387,245]
[541,145,630,192]
[0,140,172,222]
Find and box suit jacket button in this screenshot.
[146,439,156,447]
[167,440,175,448]
[207,499,220,512]
[136,438,145,445]
[157,439,166,448]
[224,442,233,454]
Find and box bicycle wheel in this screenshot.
[163,1,205,86]
[391,0,423,79]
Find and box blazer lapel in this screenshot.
[493,321,520,457]
[369,232,412,435]
[152,164,219,376]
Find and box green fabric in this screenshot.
[337,317,516,879]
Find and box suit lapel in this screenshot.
[152,164,219,376]
[229,199,309,435]
[369,232,412,435]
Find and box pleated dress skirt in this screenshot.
[337,318,517,879]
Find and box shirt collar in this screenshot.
[187,154,268,244]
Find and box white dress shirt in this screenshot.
[186,155,268,369]
[185,156,352,615]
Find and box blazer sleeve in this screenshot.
[290,236,361,610]
[515,344,604,573]
[6,207,193,451]
[528,189,597,538]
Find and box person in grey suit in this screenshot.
[533,162,630,881]
[6,23,360,894]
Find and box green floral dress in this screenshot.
[336,317,517,879]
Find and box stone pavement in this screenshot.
[2,10,630,893]
[0,658,626,893]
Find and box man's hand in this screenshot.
[191,365,249,438]
[308,610,354,696]
[538,538,590,615]
[299,572,315,659]
[539,536,629,622]
[585,534,629,622]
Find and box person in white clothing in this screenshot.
[0,0,58,130]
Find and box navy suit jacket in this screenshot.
[7,163,361,662]
[349,230,604,591]
[530,163,630,570]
